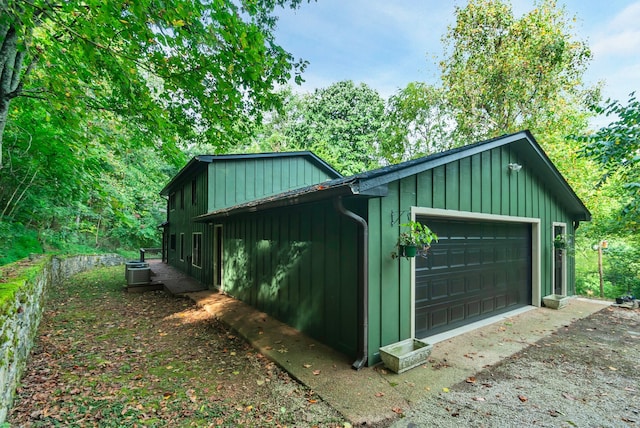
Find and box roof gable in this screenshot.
[160,151,342,197]
[195,131,591,222]
[350,131,589,220]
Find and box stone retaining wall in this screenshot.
[0,254,124,422]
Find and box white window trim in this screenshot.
[409,207,542,339]
[179,233,185,262]
[552,222,568,296]
[213,224,224,290]
[192,232,202,269]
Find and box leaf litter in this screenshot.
[8,266,345,427]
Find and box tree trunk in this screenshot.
[0,97,9,168]
[0,14,32,169]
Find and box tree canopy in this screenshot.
[382,82,455,164]
[579,93,640,233]
[0,0,308,167]
[439,0,596,141]
[0,0,309,262]
[248,81,385,175]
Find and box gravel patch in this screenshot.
[389,306,640,427]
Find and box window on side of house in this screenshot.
[180,188,185,209]
[192,232,202,268]
[169,193,176,211]
[179,233,185,261]
[170,234,176,251]
[191,179,197,205]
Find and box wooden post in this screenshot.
[598,243,604,298]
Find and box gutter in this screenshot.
[333,196,369,370]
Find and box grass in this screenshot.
[8,266,345,427]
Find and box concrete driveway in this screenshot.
[185,289,609,426]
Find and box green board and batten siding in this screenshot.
[366,144,577,364]
[162,134,588,368]
[166,164,211,285]
[164,153,339,291]
[208,157,337,212]
[221,200,361,358]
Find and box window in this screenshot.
[179,233,185,261]
[213,225,223,289]
[192,233,202,268]
[180,188,185,209]
[170,234,176,251]
[169,193,176,211]
[191,179,197,205]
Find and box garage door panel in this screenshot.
[450,304,465,323]
[482,297,495,313]
[430,308,448,329]
[430,279,449,299]
[415,217,532,338]
[467,301,481,318]
[429,249,448,268]
[466,248,482,265]
[450,278,465,296]
[450,249,466,267]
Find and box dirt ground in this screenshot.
[8,266,346,427]
[389,305,640,427]
[8,264,640,427]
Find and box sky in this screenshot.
[272,0,640,124]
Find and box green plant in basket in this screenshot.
[397,221,438,258]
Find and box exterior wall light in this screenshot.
[508,163,522,172]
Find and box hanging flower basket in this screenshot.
[400,244,418,257]
[396,221,437,259]
[553,234,568,250]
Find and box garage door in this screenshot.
[415,217,532,338]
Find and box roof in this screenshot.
[160,151,342,196]
[194,131,591,222]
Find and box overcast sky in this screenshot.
[273,0,640,119]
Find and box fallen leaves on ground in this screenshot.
[8,266,346,427]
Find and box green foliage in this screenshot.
[0,98,179,264]
[248,81,385,175]
[2,0,310,263]
[578,93,640,233]
[398,221,438,247]
[602,242,640,297]
[575,236,640,299]
[382,82,456,164]
[0,257,46,308]
[439,0,596,142]
[0,222,41,265]
[0,0,309,159]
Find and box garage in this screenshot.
[167,131,590,367]
[415,216,532,338]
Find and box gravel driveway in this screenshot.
[389,306,640,427]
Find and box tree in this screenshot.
[0,0,308,168]
[440,0,595,142]
[579,93,640,233]
[382,82,456,164]
[248,81,385,175]
[0,94,177,254]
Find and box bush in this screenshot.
[575,236,640,299]
[603,242,640,297]
[0,223,42,266]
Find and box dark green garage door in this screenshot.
[415,217,532,338]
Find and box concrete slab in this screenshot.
[185,289,611,425]
[146,259,208,295]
